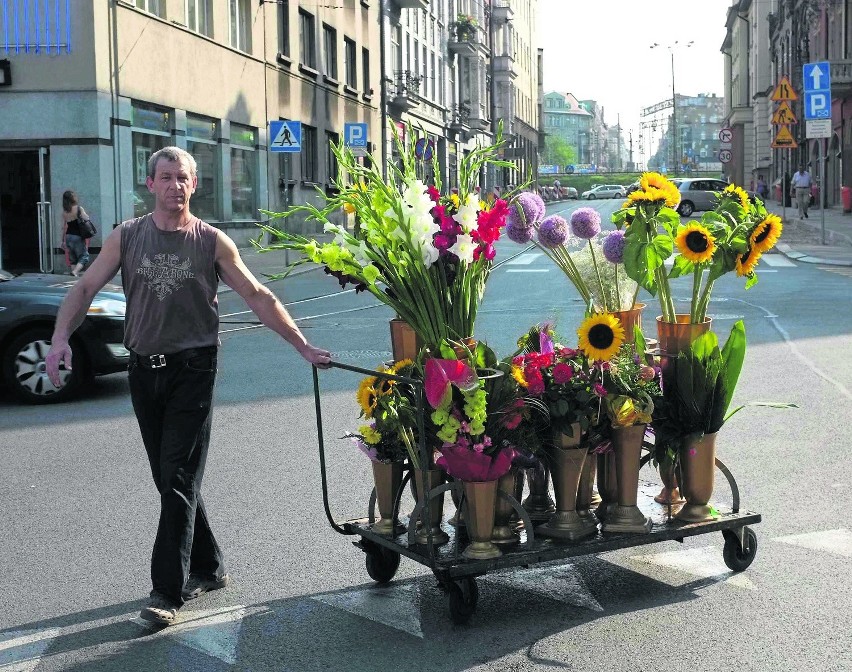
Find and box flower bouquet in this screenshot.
[254,124,516,351]
[452,13,478,40]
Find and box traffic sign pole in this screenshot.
[820,138,826,244]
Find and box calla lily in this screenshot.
[424,358,478,408]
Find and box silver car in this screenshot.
[675,178,759,217]
[581,184,627,200]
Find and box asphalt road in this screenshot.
[1,198,851,671]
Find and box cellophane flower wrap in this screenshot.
[255,124,515,350]
[598,328,662,428]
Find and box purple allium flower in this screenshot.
[506,220,534,244]
[507,192,545,228]
[570,207,602,239]
[602,229,626,263]
[537,214,569,248]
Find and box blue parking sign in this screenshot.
[803,61,831,120]
[344,123,368,147]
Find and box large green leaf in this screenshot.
[669,254,695,279]
[720,320,746,417]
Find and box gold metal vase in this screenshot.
[654,457,685,505]
[413,468,450,545]
[462,480,502,559]
[522,459,556,522]
[491,469,520,546]
[537,425,598,541]
[389,318,422,361]
[371,461,404,536]
[676,432,718,522]
[595,452,618,522]
[602,424,652,534]
[613,302,646,342]
[575,450,599,524]
[656,314,712,386]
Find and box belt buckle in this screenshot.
[149,354,167,369]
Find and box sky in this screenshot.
[538,0,733,138]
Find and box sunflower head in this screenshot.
[749,214,783,254]
[721,183,750,209]
[638,172,681,208]
[735,246,761,276]
[675,223,717,264]
[357,376,379,417]
[577,313,626,362]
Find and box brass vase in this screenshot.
[522,459,556,522]
[602,424,652,534]
[595,452,618,522]
[612,302,646,342]
[654,458,685,505]
[537,425,598,541]
[656,314,712,386]
[389,318,422,361]
[462,480,502,559]
[575,450,599,524]
[676,432,718,522]
[371,461,404,536]
[448,477,465,527]
[413,468,450,545]
[491,469,520,545]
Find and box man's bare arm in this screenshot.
[46,227,123,385]
[215,232,331,366]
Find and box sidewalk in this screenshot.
[762,198,852,267]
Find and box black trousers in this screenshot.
[128,347,226,606]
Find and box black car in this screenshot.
[0,271,128,403]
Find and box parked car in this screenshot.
[0,271,128,403]
[581,184,627,200]
[625,181,641,196]
[674,178,760,217]
[565,186,579,199]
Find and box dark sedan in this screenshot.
[0,271,128,403]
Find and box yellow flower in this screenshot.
[391,358,414,374]
[639,172,681,207]
[749,214,783,254]
[359,424,382,445]
[450,193,460,208]
[577,313,625,362]
[357,376,378,417]
[512,365,527,388]
[343,202,356,214]
[722,183,750,209]
[675,223,717,264]
[735,246,762,276]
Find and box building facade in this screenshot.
[540,91,616,173]
[645,94,726,175]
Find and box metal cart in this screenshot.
[313,362,761,625]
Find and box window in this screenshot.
[136,0,164,17]
[322,24,337,80]
[186,0,212,37]
[230,124,257,220]
[229,0,252,53]
[301,125,318,183]
[130,102,171,217]
[278,0,290,56]
[186,113,219,221]
[299,10,317,68]
[326,131,339,184]
[344,37,356,88]
[362,47,371,93]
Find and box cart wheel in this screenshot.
[365,545,401,583]
[722,527,758,572]
[447,577,479,625]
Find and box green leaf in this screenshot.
[633,325,647,357]
[669,254,695,279]
[651,233,674,260]
[745,272,759,289]
[556,398,570,417]
[720,320,746,417]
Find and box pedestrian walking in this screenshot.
[756,175,768,201]
[791,163,812,219]
[45,146,331,627]
[60,190,91,277]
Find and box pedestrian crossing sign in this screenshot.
[771,125,798,149]
[269,120,302,152]
[771,101,798,125]
[770,76,798,101]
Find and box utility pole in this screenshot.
[671,51,677,177]
[629,129,634,171]
[617,113,622,171]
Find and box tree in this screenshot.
[543,135,576,170]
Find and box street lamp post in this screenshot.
[651,41,692,177]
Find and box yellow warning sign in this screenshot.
[771,101,798,125]
[771,125,798,149]
[770,76,798,101]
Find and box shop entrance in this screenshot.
[0,149,52,273]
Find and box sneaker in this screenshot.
[182,573,230,601]
[140,593,179,626]
[805,213,809,218]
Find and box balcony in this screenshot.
[387,70,422,115]
[491,0,513,23]
[391,0,428,9]
[448,29,479,56]
[492,54,517,80]
[831,60,852,97]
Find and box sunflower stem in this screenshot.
[691,265,702,323]
[696,279,715,321]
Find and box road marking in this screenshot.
[775,528,852,558]
[760,254,797,267]
[505,269,549,273]
[311,583,424,638]
[506,252,543,265]
[629,546,755,589]
[485,564,604,612]
[0,628,59,672]
[817,265,852,278]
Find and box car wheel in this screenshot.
[588,194,596,200]
[1,327,89,404]
[677,201,695,217]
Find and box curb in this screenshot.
[776,242,852,267]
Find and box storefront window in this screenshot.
[230,123,257,220]
[131,102,171,217]
[187,113,219,221]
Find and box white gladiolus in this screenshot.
[452,192,480,233]
[449,233,476,263]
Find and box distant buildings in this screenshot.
[643,94,726,174]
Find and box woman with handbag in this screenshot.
[60,190,92,277]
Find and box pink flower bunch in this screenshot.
[428,191,509,262]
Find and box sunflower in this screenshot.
[749,214,783,254]
[735,246,762,276]
[577,314,625,362]
[357,376,379,417]
[391,358,414,374]
[722,184,750,209]
[639,172,681,207]
[675,223,717,264]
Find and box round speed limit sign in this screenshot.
[719,149,733,163]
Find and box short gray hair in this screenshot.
[148,146,198,179]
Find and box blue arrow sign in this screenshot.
[269,120,302,152]
[803,61,831,120]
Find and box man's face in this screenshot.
[146,158,197,212]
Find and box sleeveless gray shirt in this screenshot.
[120,214,220,355]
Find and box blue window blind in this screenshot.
[2,0,71,54]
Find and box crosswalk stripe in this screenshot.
[629,546,755,589]
[817,265,852,278]
[506,253,543,265]
[775,528,852,558]
[485,564,603,612]
[506,269,549,273]
[311,583,424,638]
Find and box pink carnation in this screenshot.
[552,363,574,384]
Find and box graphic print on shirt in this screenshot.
[136,253,196,301]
